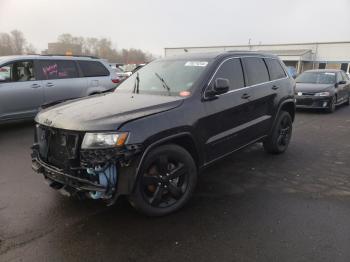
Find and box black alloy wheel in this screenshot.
[276,114,292,152]
[141,156,188,208]
[263,111,293,154]
[129,144,197,216]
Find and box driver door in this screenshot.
[199,58,253,163]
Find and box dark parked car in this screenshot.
[31,52,295,216]
[295,69,350,112]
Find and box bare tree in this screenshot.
[0,33,13,55]
[11,30,26,54]
[25,43,37,54]
[55,33,153,63]
[0,30,36,55]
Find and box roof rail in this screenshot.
[39,54,100,59]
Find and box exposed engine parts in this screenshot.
[86,164,117,200]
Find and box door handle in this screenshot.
[30,83,40,88]
[272,85,279,90]
[46,82,54,87]
[241,93,251,99]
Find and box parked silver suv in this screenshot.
[0,55,120,123]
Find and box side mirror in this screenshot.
[214,78,230,94]
[206,78,230,98]
[338,80,346,85]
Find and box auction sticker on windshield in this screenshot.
[185,61,208,67]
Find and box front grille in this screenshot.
[301,92,315,96]
[36,125,81,169]
[296,98,313,106]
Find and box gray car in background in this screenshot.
[0,55,120,123]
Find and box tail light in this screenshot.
[111,78,121,84]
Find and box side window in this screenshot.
[243,57,270,86]
[213,58,244,90]
[319,63,326,69]
[265,58,286,80]
[345,73,350,80]
[340,63,348,72]
[39,60,78,80]
[78,61,110,77]
[0,61,35,83]
[341,71,349,81]
[336,72,343,83]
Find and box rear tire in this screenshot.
[128,144,197,216]
[263,111,293,154]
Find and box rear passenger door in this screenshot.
[202,58,254,162]
[77,60,112,92]
[37,59,87,104]
[241,57,279,139]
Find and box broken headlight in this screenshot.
[81,132,129,149]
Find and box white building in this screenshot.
[164,41,350,74]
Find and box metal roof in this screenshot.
[257,49,312,56]
[165,41,350,50]
[162,51,279,60]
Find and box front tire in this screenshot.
[129,144,197,216]
[326,96,336,113]
[263,111,293,154]
[345,94,350,106]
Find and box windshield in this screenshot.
[296,72,336,84]
[115,59,211,96]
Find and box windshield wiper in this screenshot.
[154,72,171,95]
[132,72,140,94]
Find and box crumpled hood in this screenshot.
[36,92,184,131]
[295,83,334,93]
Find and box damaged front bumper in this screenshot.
[31,142,142,204]
[32,155,107,193]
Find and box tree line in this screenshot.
[0,30,36,56]
[0,30,154,64]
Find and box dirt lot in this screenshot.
[1,106,350,262]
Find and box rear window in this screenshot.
[265,58,286,80]
[38,60,78,80]
[78,61,109,77]
[243,57,270,86]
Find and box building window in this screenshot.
[319,63,326,69]
[341,63,348,72]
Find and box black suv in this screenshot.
[31,52,295,216]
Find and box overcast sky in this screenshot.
[1,0,350,55]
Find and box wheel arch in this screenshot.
[137,132,201,174]
[269,98,295,135]
[280,100,295,122]
[126,132,201,194]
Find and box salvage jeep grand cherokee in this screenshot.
[32,52,295,216]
